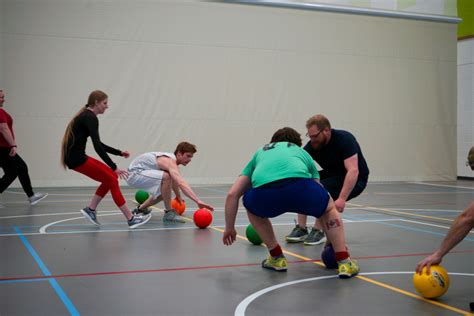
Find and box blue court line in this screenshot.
[342,214,474,242]
[14,227,80,316]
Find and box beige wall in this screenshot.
[2,0,457,186]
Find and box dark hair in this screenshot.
[270,127,302,147]
[174,142,197,155]
[305,114,331,130]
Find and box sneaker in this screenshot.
[80,207,100,226]
[29,193,48,205]
[163,209,186,223]
[128,213,152,229]
[303,227,327,246]
[262,255,288,272]
[285,224,308,243]
[338,259,360,279]
[132,206,151,216]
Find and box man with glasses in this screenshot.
[285,114,369,245]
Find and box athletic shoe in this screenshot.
[29,193,48,205]
[163,209,185,223]
[338,259,360,279]
[285,224,308,243]
[80,207,100,226]
[303,227,327,246]
[132,206,152,216]
[128,213,152,229]
[262,255,288,272]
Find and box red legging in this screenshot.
[73,156,126,207]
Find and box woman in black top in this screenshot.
[61,90,151,229]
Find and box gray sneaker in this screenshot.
[128,213,152,229]
[285,224,308,243]
[303,227,327,246]
[163,209,186,223]
[132,206,152,216]
[29,193,48,205]
[80,207,100,226]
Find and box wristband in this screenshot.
[11,145,17,148]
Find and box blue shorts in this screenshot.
[242,178,330,218]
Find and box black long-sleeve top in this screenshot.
[64,110,122,170]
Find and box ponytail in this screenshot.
[60,107,87,169]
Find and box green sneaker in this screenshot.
[262,255,288,272]
[338,259,360,279]
[285,224,308,243]
[163,209,186,223]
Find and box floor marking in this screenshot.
[399,218,474,235]
[0,210,121,220]
[409,182,474,190]
[349,202,454,222]
[39,213,123,234]
[0,218,410,237]
[2,252,472,283]
[235,272,474,316]
[14,227,79,316]
[374,191,474,195]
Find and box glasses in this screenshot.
[306,129,324,138]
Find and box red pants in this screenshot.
[73,157,126,207]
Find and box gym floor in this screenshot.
[1,181,473,316]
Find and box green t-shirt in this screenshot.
[241,142,320,188]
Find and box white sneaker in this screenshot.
[29,193,48,205]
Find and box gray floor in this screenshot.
[0,181,473,316]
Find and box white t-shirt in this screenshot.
[128,152,176,172]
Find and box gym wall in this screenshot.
[1,0,457,186]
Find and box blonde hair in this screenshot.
[60,90,108,169]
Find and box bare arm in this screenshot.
[171,178,182,201]
[223,175,252,245]
[416,202,474,274]
[333,154,359,212]
[157,156,213,210]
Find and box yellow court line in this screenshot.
[356,275,473,316]
[348,202,454,222]
[210,223,471,315]
[141,202,471,314]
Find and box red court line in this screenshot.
[2,250,472,282]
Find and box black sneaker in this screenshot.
[80,207,100,226]
[132,206,151,216]
[285,224,308,243]
[303,228,327,246]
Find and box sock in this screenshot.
[335,251,349,262]
[89,208,96,212]
[269,245,283,258]
[129,216,134,222]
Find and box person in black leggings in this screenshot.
[0,90,47,206]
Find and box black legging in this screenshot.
[319,171,367,201]
[0,148,34,197]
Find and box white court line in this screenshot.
[39,213,122,234]
[409,182,474,190]
[0,210,120,220]
[399,219,474,234]
[234,272,474,316]
[392,208,462,213]
[0,218,400,238]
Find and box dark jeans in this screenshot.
[320,172,367,201]
[0,148,34,197]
